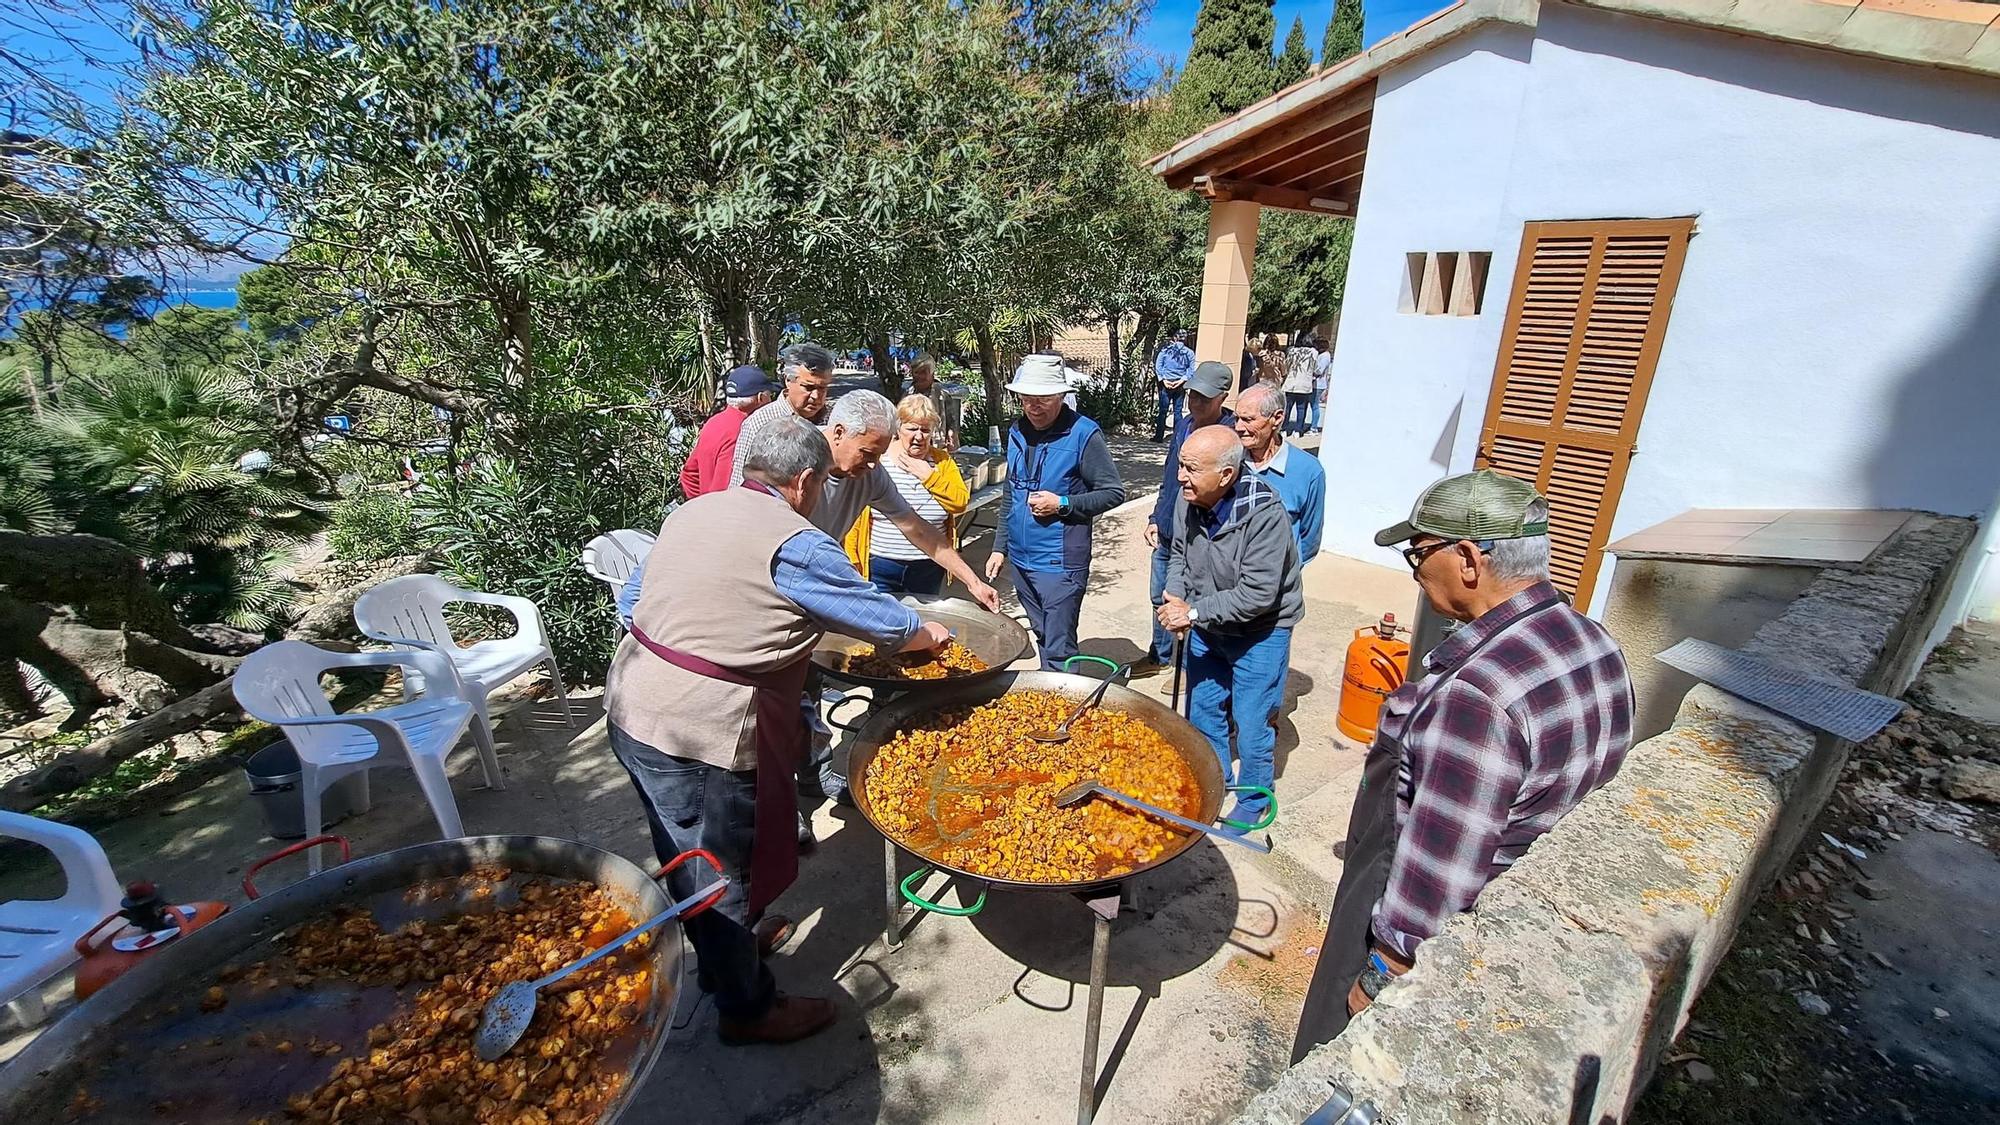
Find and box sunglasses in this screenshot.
[1400,538,1494,572]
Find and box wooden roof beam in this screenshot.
[1228,115,1372,184]
[1195,175,1356,216]
[1164,83,1375,190]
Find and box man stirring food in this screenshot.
[606,411,951,1046]
[1290,470,1633,1056]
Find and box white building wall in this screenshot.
[1315,24,1535,568]
[1318,8,2000,618]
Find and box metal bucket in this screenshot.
[242,740,371,840]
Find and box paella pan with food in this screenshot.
[811,595,1028,691]
[0,837,700,1125]
[846,668,1241,894]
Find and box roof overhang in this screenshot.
[1149,0,1539,216]
[1152,0,1998,215]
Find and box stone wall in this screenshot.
[1234,514,1974,1125]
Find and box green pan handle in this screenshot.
[899,866,987,916]
[1063,655,1126,684]
[1222,786,1278,832]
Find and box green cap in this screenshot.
[1374,470,1549,546]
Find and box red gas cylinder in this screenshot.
[73,880,229,1000]
[1336,613,1410,744]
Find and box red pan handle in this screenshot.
[242,835,352,899]
[651,848,728,917]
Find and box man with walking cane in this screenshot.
[1290,471,1632,1058]
[1157,426,1303,832]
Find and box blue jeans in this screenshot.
[1187,626,1292,822]
[606,723,775,1021]
[1153,385,1185,442]
[1309,388,1324,431]
[869,555,945,595]
[1012,564,1086,670]
[1284,393,1313,436]
[1147,542,1173,664]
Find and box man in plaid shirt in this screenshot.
[1293,470,1633,1057]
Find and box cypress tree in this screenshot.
[1175,0,1278,124]
[1322,0,1365,67]
[1274,17,1312,90]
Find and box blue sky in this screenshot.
[1134,0,1445,74]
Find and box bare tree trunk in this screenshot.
[870,332,898,398]
[974,322,1002,445]
[755,313,782,366]
[696,303,718,376]
[0,680,240,812]
[20,363,43,414]
[1105,309,1123,396]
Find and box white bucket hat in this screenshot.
[1006,354,1080,395]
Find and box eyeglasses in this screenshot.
[1400,538,1494,572]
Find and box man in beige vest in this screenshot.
[607,411,949,1045]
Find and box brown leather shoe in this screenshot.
[717,994,837,1046]
[755,914,795,958]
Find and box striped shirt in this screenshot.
[869,461,946,562]
[1371,581,1634,959]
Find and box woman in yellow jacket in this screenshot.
[843,394,970,594]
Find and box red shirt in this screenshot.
[679,405,752,499]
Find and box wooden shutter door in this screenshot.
[1476,218,1693,604]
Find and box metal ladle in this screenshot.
[1054,779,1272,854]
[474,876,727,1060]
[1026,662,1129,743]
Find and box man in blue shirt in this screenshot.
[1140,360,1235,674]
[1234,384,1326,563]
[984,355,1126,669]
[1152,329,1195,443]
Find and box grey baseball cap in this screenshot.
[1188,360,1233,398]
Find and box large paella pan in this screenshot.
[810,595,1030,692]
[0,835,704,1124]
[844,668,1268,897]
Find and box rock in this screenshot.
[1943,760,2000,804]
[1741,1074,1760,1088]
[1685,1061,1717,1083]
[1933,1007,1951,1020]
[1856,880,1889,900]
[1796,990,1832,1016]
[1869,951,1895,970]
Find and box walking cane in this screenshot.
[1169,633,1187,717]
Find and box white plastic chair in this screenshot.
[232,640,482,874]
[352,575,574,771]
[0,811,123,1026]
[581,528,657,594]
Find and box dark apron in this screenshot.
[628,624,811,918]
[1291,596,1562,1061]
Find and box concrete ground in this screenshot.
[0,432,1418,1123]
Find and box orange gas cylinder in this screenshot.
[73,881,229,1000]
[1336,613,1410,744]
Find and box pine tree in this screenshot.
[1322,0,1365,67]
[1175,0,1278,126]
[1275,17,1312,90]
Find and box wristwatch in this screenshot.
[1186,605,1201,623]
[1058,495,1071,515]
